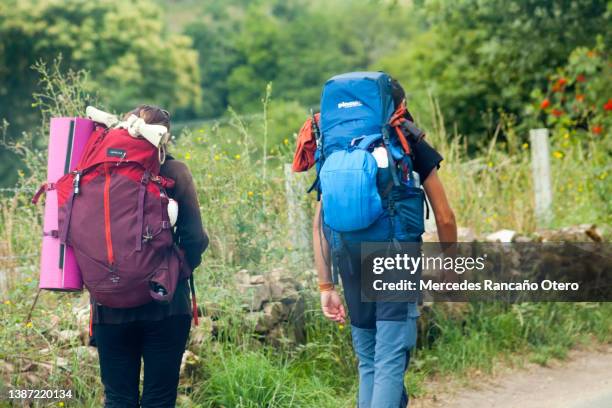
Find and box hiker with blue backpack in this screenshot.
[293,72,457,407]
[54,105,208,407]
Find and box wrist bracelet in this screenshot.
[319,282,334,292]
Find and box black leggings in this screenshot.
[94,315,191,408]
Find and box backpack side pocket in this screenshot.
[320,149,383,232]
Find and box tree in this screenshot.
[379,0,610,137]
[0,0,201,136]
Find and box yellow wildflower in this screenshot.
[487,161,494,168]
[58,402,65,407]
[283,138,289,145]
[234,154,241,160]
[553,151,563,159]
[247,191,254,198]
[338,324,345,330]
[26,321,33,328]
[214,154,220,161]
[3,300,10,305]
[185,152,191,160]
[563,133,570,139]
[522,143,529,150]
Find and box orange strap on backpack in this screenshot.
[389,102,412,155]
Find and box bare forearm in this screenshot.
[436,210,457,255]
[313,203,333,284]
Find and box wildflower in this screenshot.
[576,74,586,83]
[552,78,567,92]
[522,143,529,150]
[604,99,612,111]
[196,137,203,142]
[487,161,493,168]
[338,324,345,330]
[577,186,583,192]
[58,402,65,407]
[198,128,204,133]
[575,94,585,102]
[185,152,191,160]
[214,154,220,161]
[283,138,289,145]
[553,151,563,159]
[3,300,10,305]
[586,50,596,58]
[591,125,603,135]
[207,174,212,179]
[26,321,33,328]
[247,191,254,198]
[600,172,608,180]
[563,133,570,139]
[539,99,550,109]
[551,109,563,117]
[234,154,241,160]
[26,277,33,283]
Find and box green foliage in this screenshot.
[184,0,412,116]
[0,0,200,135]
[379,0,610,136]
[528,39,611,135]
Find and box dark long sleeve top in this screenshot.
[92,157,208,324]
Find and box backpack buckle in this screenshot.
[141,171,150,184]
[72,172,81,195]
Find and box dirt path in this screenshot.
[412,345,612,408]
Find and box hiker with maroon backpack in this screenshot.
[294,73,457,407]
[55,105,208,407]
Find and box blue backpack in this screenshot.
[312,72,426,254]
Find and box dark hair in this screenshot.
[124,105,171,132]
[390,78,405,109]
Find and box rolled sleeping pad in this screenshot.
[39,117,94,291]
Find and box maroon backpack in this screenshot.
[53,126,194,312]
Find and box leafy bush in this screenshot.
[379,0,610,137]
[0,0,200,136]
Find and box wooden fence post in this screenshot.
[284,164,309,261]
[529,128,553,228]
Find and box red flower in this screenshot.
[576,94,585,102]
[604,99,612,111]
[576,74,586,83]
[551,108,563,117]
[540,99,550,109]
[592,125,602,134]
[552,77,567,92]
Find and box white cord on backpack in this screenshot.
[86,106,171,164]
[86,106,171,149]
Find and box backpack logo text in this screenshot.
[338,101,363,109]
